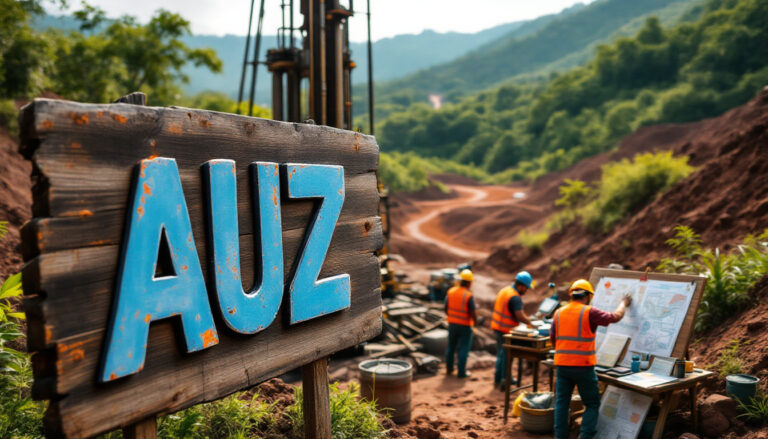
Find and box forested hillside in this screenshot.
[378,0,768,189]
[365,0,701,121]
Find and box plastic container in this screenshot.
[726,374,760,403]
[359,359,413,424]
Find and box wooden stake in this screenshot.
[302,357,332,439]
[123,417,157,439]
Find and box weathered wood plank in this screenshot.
[47,303,380,437]
[24,217,382,348]
[20,99,377,217]
[21,172,378,258]
[20,98,383,439]
[35,254,380,397]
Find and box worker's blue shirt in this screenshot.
[508,294,523,314]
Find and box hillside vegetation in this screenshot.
[367,0,700,122]
[378,0,768,186]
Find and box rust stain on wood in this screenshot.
[71,142,82,149]
[71,113,89,125]
[168,123,182,134]
[199,119,211,128]
[353,132,360,151]
[111,113,127,124]
[41,120,53,130]
[78,210,93,217]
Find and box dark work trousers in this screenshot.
[554,365,601,439]
[445,323,473,377]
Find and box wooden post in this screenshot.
[124,417,157,439]
[302,357,332,439]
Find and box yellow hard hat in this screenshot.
[459,269,474,282]
[569,279,594,295]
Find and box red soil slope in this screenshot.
[0,129,32,280]
[477,87,768,283]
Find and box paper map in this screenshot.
[595,386,653,439]
[595,333,630,367]
[617,372,678,388]
[591,277,695,358]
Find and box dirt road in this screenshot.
[401,184,533,261]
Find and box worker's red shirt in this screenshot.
[550,307,619,345]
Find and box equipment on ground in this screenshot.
[535,282,560,319]
[427,263,471,302]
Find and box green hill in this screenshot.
[364,0,702,123]
[376,0,768,188]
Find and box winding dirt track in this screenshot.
[402,184,537,260]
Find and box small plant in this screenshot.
[715,340,743,378]
[0,272,46,439]
[737,391,768,425]
[0,221,8,239]
[516,229,549,251]
[287,382,389,439]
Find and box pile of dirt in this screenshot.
[477,87,768,285]
[0,128,32,280]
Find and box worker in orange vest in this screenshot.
[491,271,534,389]
[551,279,632,439]
[444,269,477,378]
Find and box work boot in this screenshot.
[458,371,472,379]
[445,368,454,375]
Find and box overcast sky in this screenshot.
[47,0,594,42]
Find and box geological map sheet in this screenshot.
[592,277,695,358]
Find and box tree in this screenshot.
[49,7,222,105]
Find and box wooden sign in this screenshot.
[18,99,383,438]
[588,268,706,360]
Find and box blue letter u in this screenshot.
[203,160,284,334]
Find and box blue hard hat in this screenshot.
[515,271,533,288]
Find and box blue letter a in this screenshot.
[101,158,218,382]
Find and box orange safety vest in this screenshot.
[446,286,474,327]
[491,286,520,333]
[553,302,596,366]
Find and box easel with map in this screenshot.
[587,268,709,439]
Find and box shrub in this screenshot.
[0,100,17,134]
[658,226,768,332]
[517,229,549,251]
[583,152,694,231]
